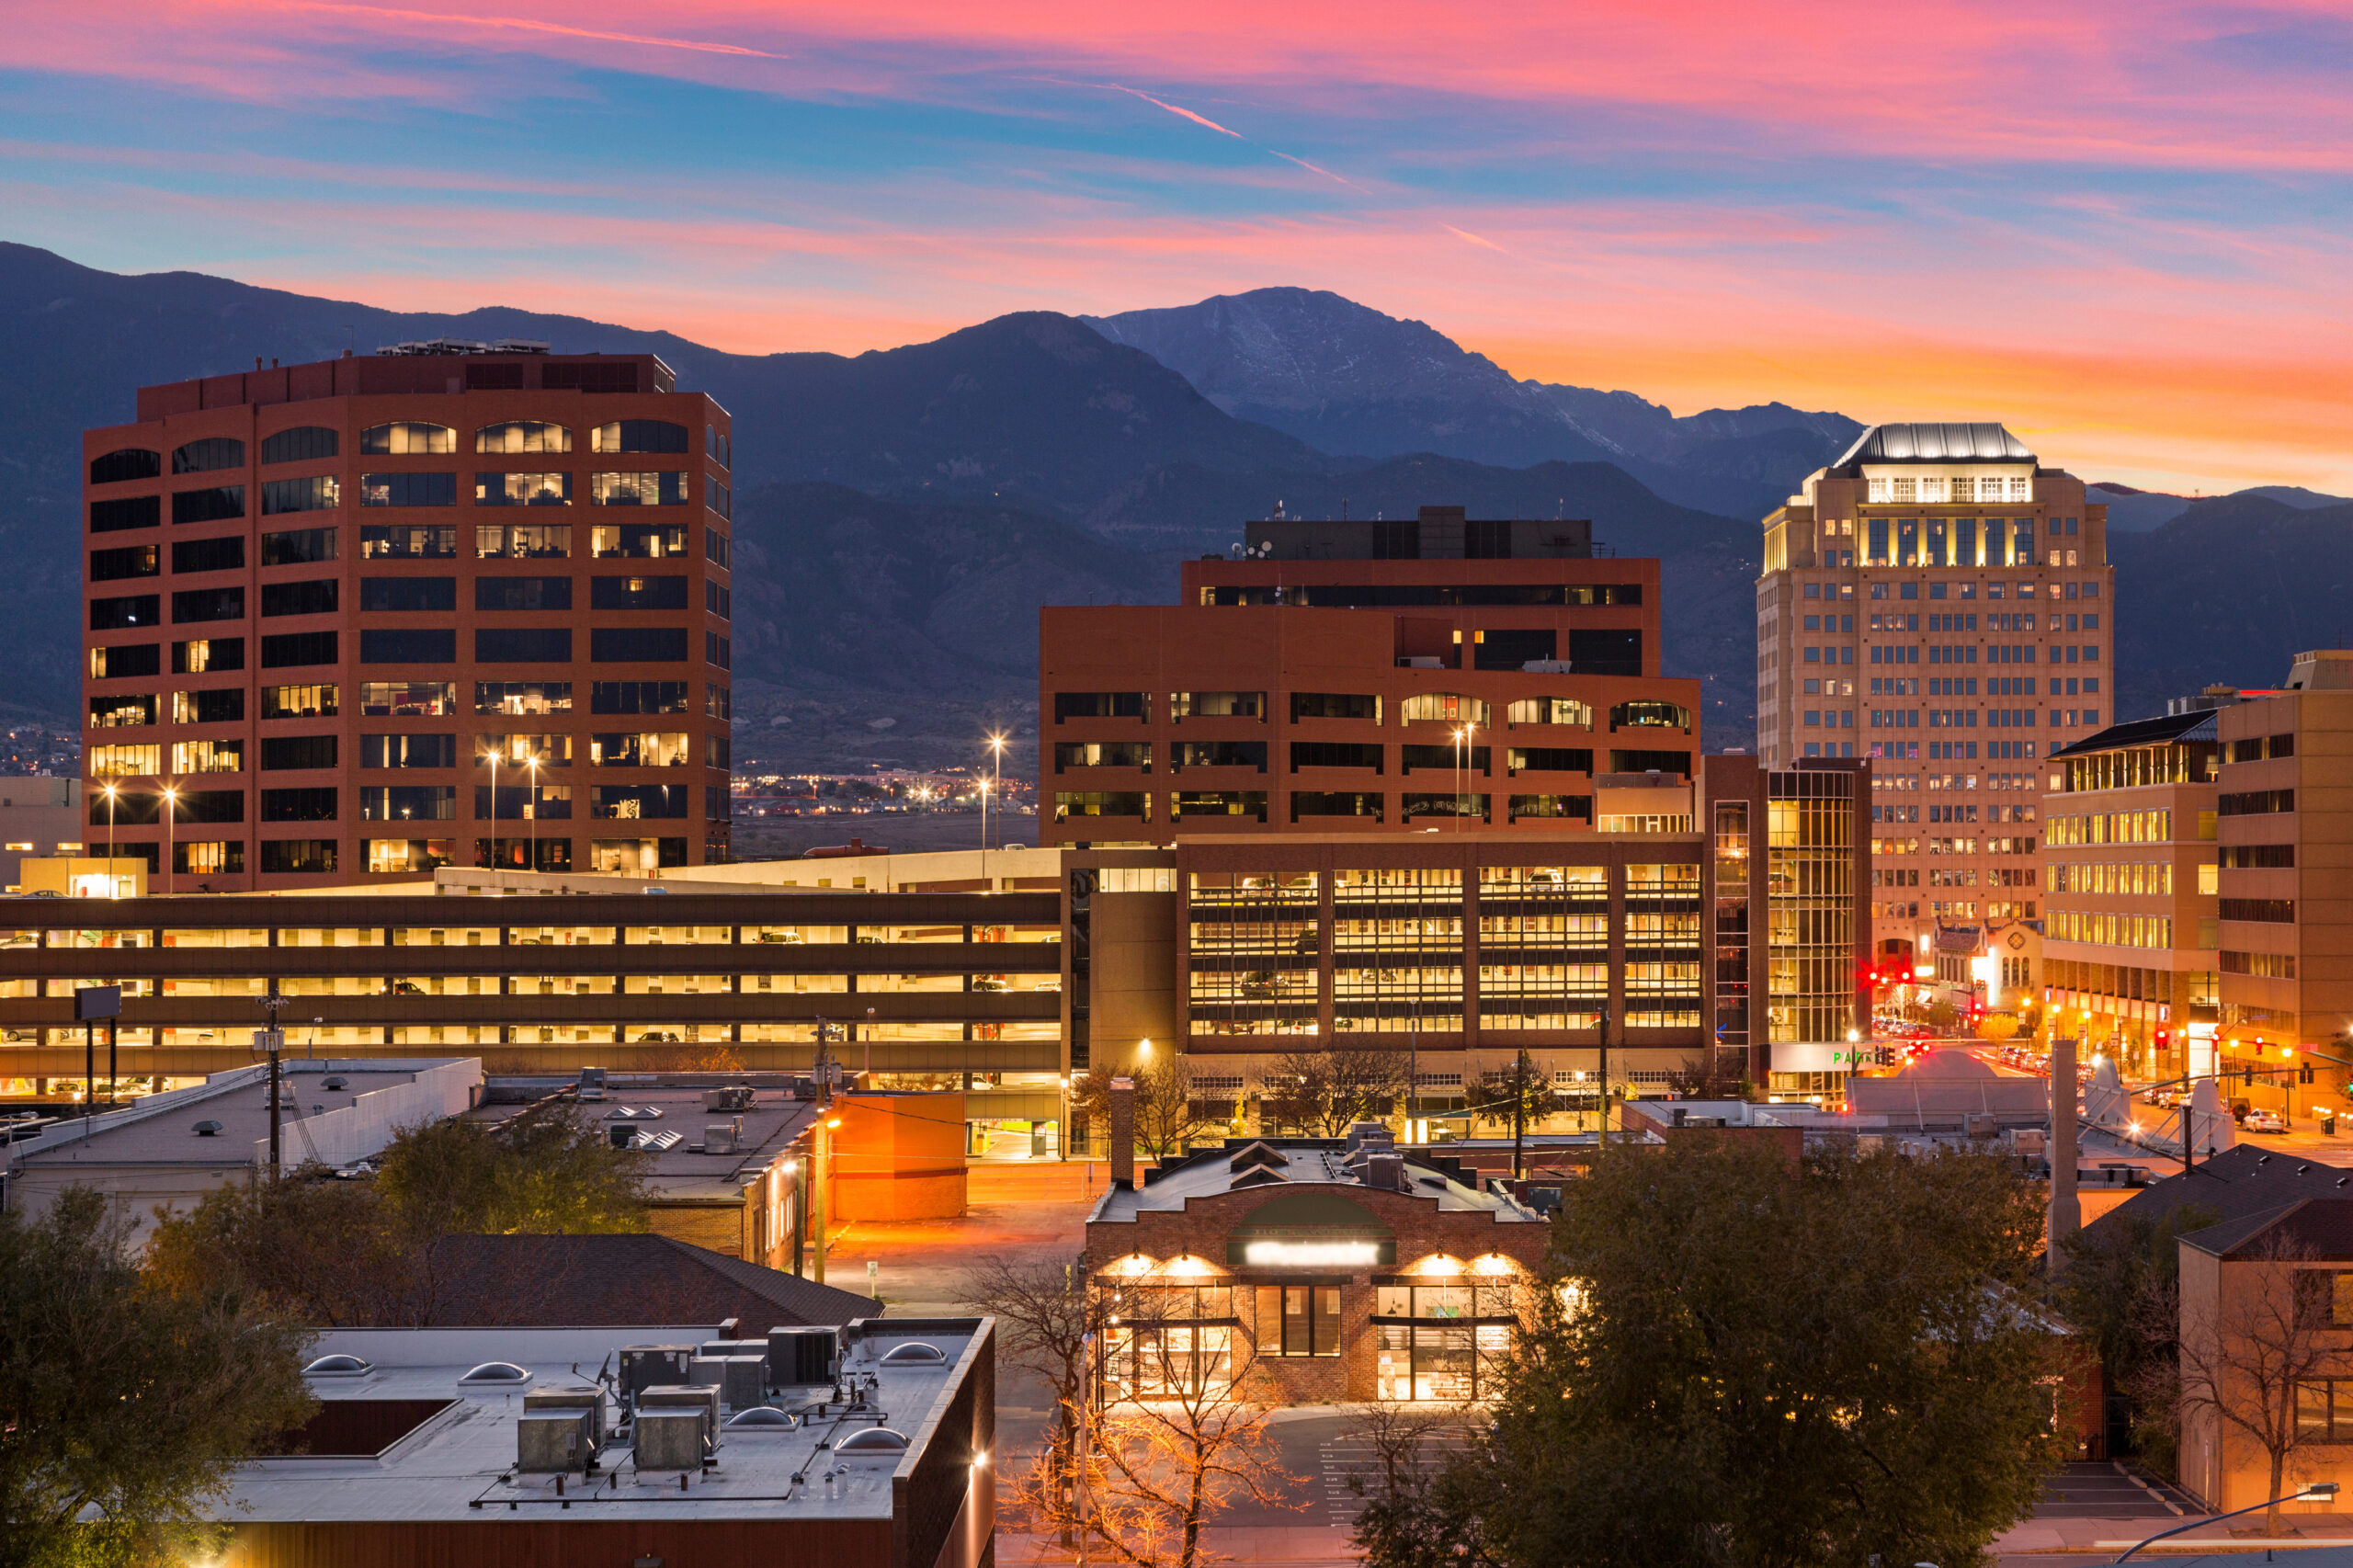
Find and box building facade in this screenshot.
[2041,704,2227,1078]
[82,344,735,890]
[2211,652,2353,1059]
[1040,507,1696,845]
[1059,757,1869,1102]
[1754,423,2114,973]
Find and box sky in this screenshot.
[4,0,2351,494]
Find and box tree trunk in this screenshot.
[1183,1457,1206,1568]
[2268,1445,2288,1537]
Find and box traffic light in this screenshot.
[2302,1062,2316,1085]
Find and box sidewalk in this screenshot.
[1999,1510,2353,1556]
[999,1527,1364,1566]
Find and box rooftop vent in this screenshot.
[1230,1166,1289,1189]
[724,1406,795,1430]
[193,1119,222,1136]
[302,1354,373,1377]
[458,1361,532,1386]
[1229,1142,1291,1173]
[608,1127,683,1152]
[322,1074,348,1090]
[835,1426,910,1452]
[608,1105,665,1120]
[878,1342,947,1365]
[491,339,551,354]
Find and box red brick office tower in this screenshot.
[1040,506,1699,844]
[81,342,734,890]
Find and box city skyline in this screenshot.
[5,2,2349,497]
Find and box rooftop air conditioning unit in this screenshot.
[769,1326,838,1387]
[517,1410,592,1474]
[631,1409,706,1471]
[703,1086,756,1112]
[703,1120,744,1155]
[619,1346,694,1397]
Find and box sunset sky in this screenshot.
[6,1,2349,494]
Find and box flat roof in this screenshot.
[467,1084,818,1201]
[223,1321,986,1524]
[1094,1139,1542,1225]
[6,1058,476,1170]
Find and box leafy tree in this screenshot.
[2051,1201,2218,1474]
[1,1188,313,1568]
[147,1101,651,1325]
[1262,1041,1413,1136]
[1363,1134,2064,1568]
[1977,1012,2021,1044]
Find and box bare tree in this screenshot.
[1262,1041,1413,1136]
[1069,1057,1216,1164]
[2172,1235,2336,1534]
[1665,1044,1750,1100]
[1013,1284,1303,1568]
[1345,1402,1489,1568]
[957,1253,1099,1545]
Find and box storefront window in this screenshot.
[1373,1281,1520,1400]
[1252,1284,1341,1357]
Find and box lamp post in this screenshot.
[160,783,177,895]
[486,748,499,879]
[979,777,993,887]
[1059,1073,1071,1163]
[102,783,118,896]
[2112,1482,2338,1562]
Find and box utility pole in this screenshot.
[811,1017,838,1285]
[258,979,290,1176]
[1513,1046,1529,1179]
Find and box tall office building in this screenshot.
[81,343,734,889]
[1040,506,1869,1098]
[1755,424,2112,970]
[1040,506,1695,843]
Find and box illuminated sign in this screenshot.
[1240,1239,1383,1267]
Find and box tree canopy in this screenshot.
[147,1100,650,1325]
[1361,1134,2064,1568]
[0,1188,313,1568]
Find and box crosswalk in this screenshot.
[1314,1424,1475,1529]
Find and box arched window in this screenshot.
[89,449,161,485]
[172,437,245,473]
[1506,697,1592,728]
[261,426,339,464]
[1609,700,1691,730]
[359,422,456,455]
[592,420,689,454]
[1399,693,1489,727]
[476,421,573,454]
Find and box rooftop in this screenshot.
[6,1057,479,1172]
[2181,1197,2353,1262]
[1094,1136,1543,1225]
[2089,1142,2353,1243]
[1831,422,2036,469]
[223,1320,987,1525]
[469,1079,819,1202]
[419,1234,880,1334]
[2045,707,2220,762]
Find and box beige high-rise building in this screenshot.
[1756,423,2113,972]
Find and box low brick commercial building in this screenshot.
[1082,1122,1550,1403]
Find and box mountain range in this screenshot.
[0,242,2339,770]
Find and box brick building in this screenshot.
[1040,506,1695,844]
[1084,1125,1550,1403]
[81,342,734,890]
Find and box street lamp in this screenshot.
[160,784,177,895]
[1059,1074,1071,1163]
[2112,1482,2338,1562]
[978,777,993,886]
[101,783,118,896]
[486,747,500,878]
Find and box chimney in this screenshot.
[2049,1035,2080,1245]
[1108,1075,1136,1188]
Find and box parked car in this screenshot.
[2246,1108,2290,1134]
